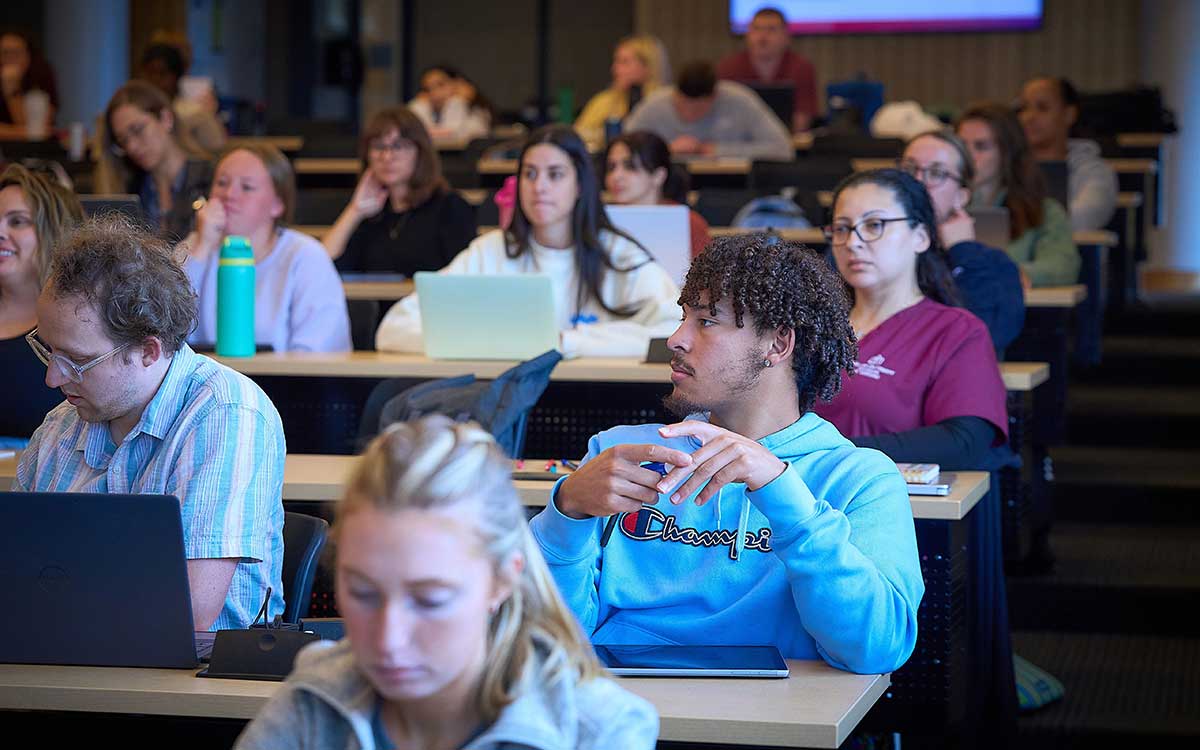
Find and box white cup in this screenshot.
[23,89,50,140]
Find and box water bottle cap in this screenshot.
[220,236,254,262]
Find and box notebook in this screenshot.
[967,205,1012,250]
[414,272,560,360]
[605,203,692,287]
[0,491,209,668]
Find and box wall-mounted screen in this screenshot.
[730,0,1044,34]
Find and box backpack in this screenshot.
[731,192,812,230]
[359,350,562,458]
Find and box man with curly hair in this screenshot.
[530,233,924,674]
[14,216,285,632]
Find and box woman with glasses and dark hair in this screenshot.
[604,130,710,257]
[956,102,1077,288]
[0,164,83,446]
[96,80,213,244]
[900,130,1024,352]
[376,124,679,357]
[322,107,476,274]
[813,168,1008,472]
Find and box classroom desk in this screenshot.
[226,135,304,152]
[1116,132,1166,149]
[292,157,361,175]
[341,278,413,301]
[1025,284,1087,308]
[0,660,886,748]
[208,351,1044,392]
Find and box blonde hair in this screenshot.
[0,164,84,286]
[213,143,296,229]
[337,416,606,723]
[616,34,671,92]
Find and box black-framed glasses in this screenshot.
[26,328,130,385]
[898,159,964,188]
[368,139,416,155]
[824,217,911,246]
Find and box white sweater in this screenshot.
[375,229,681,358]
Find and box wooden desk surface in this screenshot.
[1106,157,1158,175]
[1116,132,1166,149]
[1074,229,1119,247]
[1025,284,1087,308]
[292,157,361,175]
[0,454,989,521]
[0,660,885,747]
[202,351,1044,391]
[227,135,304,152]
[1117,191,1143,209]
[341,279,413,301]
[295,224,328,240]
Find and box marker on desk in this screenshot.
[601,462,670,548]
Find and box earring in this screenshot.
[763,359,772,368]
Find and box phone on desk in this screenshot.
[594,644,790,678]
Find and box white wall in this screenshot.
[1141,0,1200,272]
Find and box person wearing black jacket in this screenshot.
[900,130,1025,354]
[323,106,475,276]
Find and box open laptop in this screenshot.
[605,203,692,287]
[79,194,146,224]
[967,205,1012,249]
[595,644,790,678]
[746,82,794,130]
[0,491,209,668]
[1038,161,1069,209]
[415,272,559,360]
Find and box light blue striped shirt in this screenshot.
[15,344,286,631]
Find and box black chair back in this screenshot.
[282,511,330,623]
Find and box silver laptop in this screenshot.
[415,272,560,360]
[967,205,1011,250]
[605,204,692,287]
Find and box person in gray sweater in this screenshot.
[1018,76,1119,231]
[234,416,658,750]
[624,60,793,162]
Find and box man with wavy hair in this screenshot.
[530,233,924,674]
[15,216,285,631]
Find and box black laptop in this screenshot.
[0,492,210,668]
[747,82,794,129]
[1038,161,1069,209]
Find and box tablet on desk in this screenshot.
[595,644,790,678]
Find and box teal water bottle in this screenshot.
[216,236,256,357]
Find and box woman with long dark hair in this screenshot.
[376,125,679,357]
[956,102,1077,287]
[604,130,710,257]
[812,168,1008,471]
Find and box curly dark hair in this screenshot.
[679,233,858,411]
[46,214,198,355]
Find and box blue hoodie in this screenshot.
[529,413,924,675]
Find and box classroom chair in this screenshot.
[282,511,330,623]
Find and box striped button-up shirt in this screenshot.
[15,344,286,631]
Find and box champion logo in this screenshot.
[617,506,772,560]
[853,354,896,380]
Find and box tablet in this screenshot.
[595,644,790,678]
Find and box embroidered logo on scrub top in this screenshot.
[853,354,896,380]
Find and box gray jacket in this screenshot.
[625,81,793,161]
[233,639,659,750]
[1067,138,1119,231]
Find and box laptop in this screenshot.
[1038,161,1069,209]
[595,644,790,678]
[967,205,1011,249]
[79,194,146,224]
[414,272,560,360]
[0,491,209,668]
[605,203,692,287]
[746,82,794,130]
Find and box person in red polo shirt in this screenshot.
[717,6,818,132]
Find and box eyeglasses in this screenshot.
[898,160,964,188]
[368,139,416,155]
[26,328,130,385]
[824,217,911,246]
